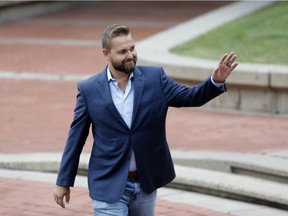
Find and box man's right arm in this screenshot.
[56,82,91,186]
[54,82,91,207]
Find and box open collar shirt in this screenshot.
[107,68,137,171]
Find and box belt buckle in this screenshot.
[128,171,138,180]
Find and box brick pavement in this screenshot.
[0,1,287,215]
[0,178,231,216]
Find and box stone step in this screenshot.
[0,1,74,23]
[1,152,288,209]
[171,164,288,210]
[172,151,288,184]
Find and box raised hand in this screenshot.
[212,52,238,83]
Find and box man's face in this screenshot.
[104,34,137,74]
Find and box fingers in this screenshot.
[220,52,238,70]
[53,186,70,208]
[230,62,238,71]
[219,53,228,65]
[54,193,66,208]
[65,192,70,204]
[213,52,238,82]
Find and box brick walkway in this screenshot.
[1,1,288,215]
[0,178,230,216]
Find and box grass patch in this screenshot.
[171,2,288,66]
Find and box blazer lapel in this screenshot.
[95,69,128,128]
[131,67,144,128]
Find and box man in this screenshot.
[54,24,238,215]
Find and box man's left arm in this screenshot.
[161,52,238,107]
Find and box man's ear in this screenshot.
[102,49,110,61]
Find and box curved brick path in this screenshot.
[1,1,288,215]
[0,177,231,216]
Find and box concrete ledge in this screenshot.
[171,165,288,210]
[1,152,288,209]
[172,151,288,183]
[0,1,25,7]
[137,0,284,88]
[0,153,62,172]
[137,0,288,115]
[0,71,90,81]
[0,152,90,175]
[0,1,76,23]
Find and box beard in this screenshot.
[111,56,137,74]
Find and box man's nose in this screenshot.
[126,50,135,59]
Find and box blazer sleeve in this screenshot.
[56,81,91,187]
[159,68,226,107]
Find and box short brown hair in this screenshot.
[101,24,130,50]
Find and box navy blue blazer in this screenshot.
[56,65,225,202]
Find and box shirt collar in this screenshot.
[107,67,134,81]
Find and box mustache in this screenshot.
[124,57,136,63]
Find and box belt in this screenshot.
[128,171,139,180]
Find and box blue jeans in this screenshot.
[92,179,157,216]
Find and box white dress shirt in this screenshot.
[107,68,137,171]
